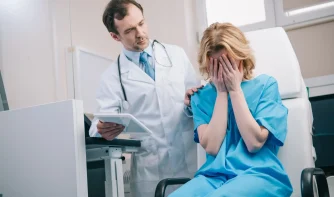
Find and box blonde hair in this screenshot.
[198,22,255,80]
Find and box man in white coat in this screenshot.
[89,0,201,196]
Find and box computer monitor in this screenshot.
[0,71,9,111]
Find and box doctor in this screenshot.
[89,0,201,196]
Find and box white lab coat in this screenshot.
[89,42,200,196]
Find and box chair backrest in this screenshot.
[198,27,315,197]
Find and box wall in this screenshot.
[183,0,200,67]
[66,0,200,104]
[1,0,333,109]
[66,0,334,89]
[0,0,62,109]
[287,21,334,78]
[51,0,73,101]
[69,0,118,60]
[0,0,199,109]
[68,0,199,66]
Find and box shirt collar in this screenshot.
[122,40,153,66]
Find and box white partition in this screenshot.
[68,47,113,114]
[0,100,88,197]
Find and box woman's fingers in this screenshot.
[222,54,233,72]
[218,62,223,81]
[218,57,224,68]
[227,54,238,71]
[213,58,218,79]
[221,59,230,77]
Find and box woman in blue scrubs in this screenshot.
[169,23,293,197]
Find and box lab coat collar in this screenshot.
[119,52,154,85]
[119,39,170,85]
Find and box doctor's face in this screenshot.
[111,4,149,52]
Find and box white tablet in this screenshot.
[94,113,153,137]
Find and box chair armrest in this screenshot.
[155,178,191,197]
[301,167,329,197]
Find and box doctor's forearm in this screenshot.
[200,92,228,155]
[229,90,266,153]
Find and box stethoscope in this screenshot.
[117,39,173,111]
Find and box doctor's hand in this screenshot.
[184,85,204,106]
[210,58,227,93]
[97,121,125,141]
[219,54,243,93]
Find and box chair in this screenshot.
[155,27,329,197]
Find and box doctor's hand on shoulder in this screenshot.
[184,85,204,106]
[97,121,125,141]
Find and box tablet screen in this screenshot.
[94,113,152,136]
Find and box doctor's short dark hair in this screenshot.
[102,0,144,34]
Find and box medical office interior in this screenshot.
[0,0,334,196]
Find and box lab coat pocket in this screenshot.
[132,137,160,182]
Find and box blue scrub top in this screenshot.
[191,74,292,191]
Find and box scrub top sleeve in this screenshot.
[183,105,193,117]
[191,96,210,143]
[254,77,288,146]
